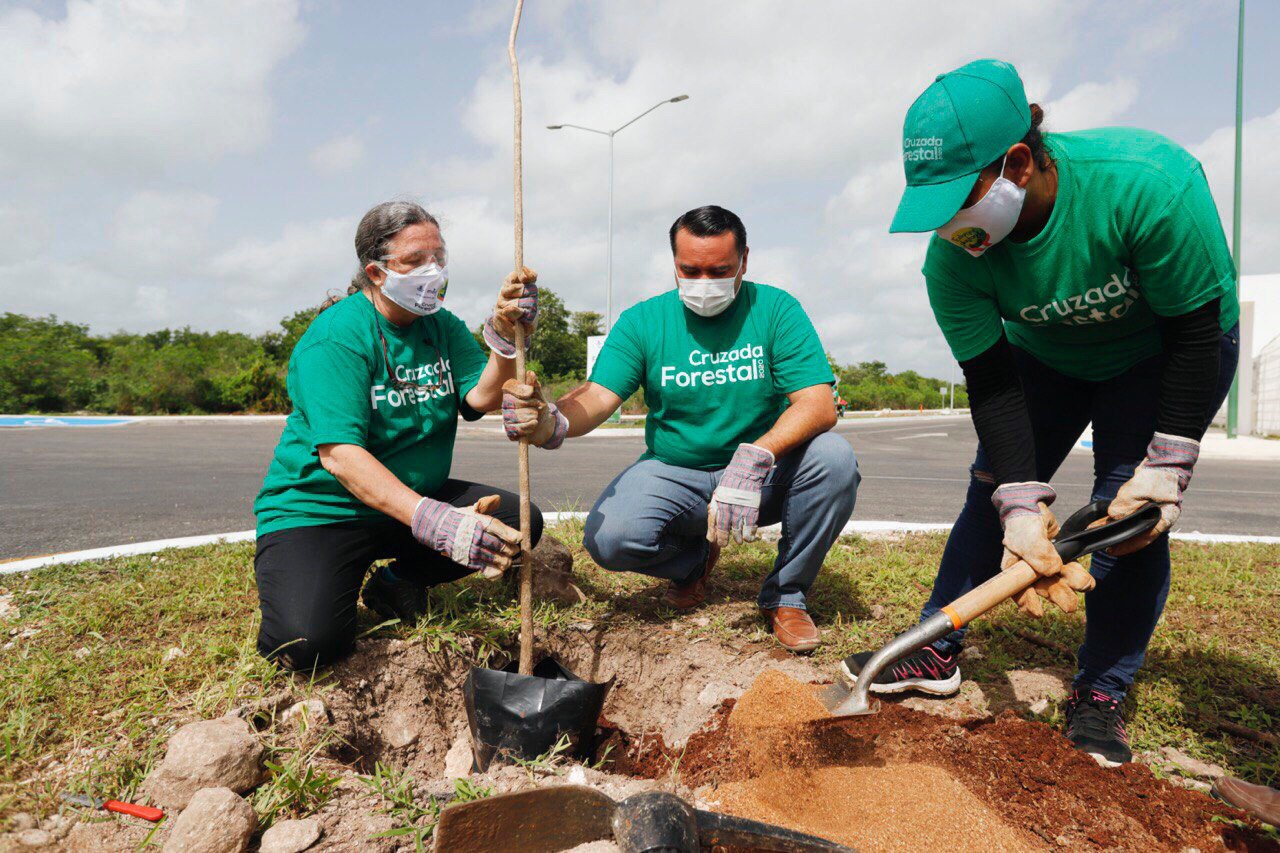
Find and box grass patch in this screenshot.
[0,527,1276,827]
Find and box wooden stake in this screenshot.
[508,0,534,676]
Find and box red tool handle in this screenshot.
[103,800,164,822]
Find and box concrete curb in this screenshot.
[4,515,1277,575]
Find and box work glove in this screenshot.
[501,370,568,449]
[411,494,520,579]
[483,267,538,359]
[992,482,1067,615]
[707,444,774,547]
[1106,433,1198,556]
[1003,557,1096,617]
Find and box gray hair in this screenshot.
[349,200,442,294]
[320,201,442,311]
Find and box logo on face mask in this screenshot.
[948,227,990,252]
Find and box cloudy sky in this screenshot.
[2,0,1276,377]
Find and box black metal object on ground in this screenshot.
[463,657,612,771]
[432,784,853,852]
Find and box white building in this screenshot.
[1217,274,1280,435]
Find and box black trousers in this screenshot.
[255,479,543,670]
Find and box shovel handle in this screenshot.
[939,501,1162,630]
[940,561,1040,629]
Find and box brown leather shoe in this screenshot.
[763,606,821,653]
[662,544,719,610]
[1213,776,1280,827]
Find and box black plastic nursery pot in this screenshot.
[463,657,613,771]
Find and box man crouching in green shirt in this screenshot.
[502,205,859,652]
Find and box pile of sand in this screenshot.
[711,669,1036,851]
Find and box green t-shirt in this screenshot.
[254,293,489,535]
[924,128,1239,381]
[589,281,834,470]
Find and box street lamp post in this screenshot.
[548,94,689,333]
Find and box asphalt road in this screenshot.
[2,416,1277,561]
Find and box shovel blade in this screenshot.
[815,681,881,719]
[434,785,615,853]
[816,681,852,712]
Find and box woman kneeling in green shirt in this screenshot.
[253,201,542,670]
[840,60,1238,768]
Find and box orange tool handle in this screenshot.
[103,800,164,822]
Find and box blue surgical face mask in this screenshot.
[378,261,448,315]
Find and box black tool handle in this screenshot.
[1054,500,1162,562]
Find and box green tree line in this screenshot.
[0,292,963,414]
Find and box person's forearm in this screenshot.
[318,444,421,525]
[962,336,1037,485]
[556,382,621,438]
[1155,298,1221,440]
[465,352,519,412]
[753,393,837,459]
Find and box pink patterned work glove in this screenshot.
[501,371,568,449]
[1107,432,1199,556]
[707,444,774,547]
[484,267,538,359]
[411,495,520,579]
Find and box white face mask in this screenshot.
[676,261,742,317]
[936,155,1026,257]
[378,261,448,316]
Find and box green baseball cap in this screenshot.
[889,59,1031,233]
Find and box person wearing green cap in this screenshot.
[839,59,1239,768]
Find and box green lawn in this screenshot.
[1,525,1276,827]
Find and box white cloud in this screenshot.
[112,190,220,265]
[1043,79,1140,131]
[0,0,304,177]
[413,0,1096,375]
[1194,104,1280,277]
[309,133,366,174]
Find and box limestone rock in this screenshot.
[443,735,473,777]
[144,717,264,809]
[9,813,37,831]
[14,828,53,848]
[280,699,328,727]
[1159,747,1227,781]
[530,536,587,605]
[162,787,256,853]
[1006,669,1069,705]
[259,818,323,853]
[39,814,76,839]
[381,709,418,749]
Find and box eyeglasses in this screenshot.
[379,249,448,270]
[379,329,442,394]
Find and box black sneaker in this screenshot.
[838,646,961,696]
[361,566,429,624]
[1065,686,1132,767]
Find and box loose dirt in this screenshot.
[18,629,1277,851]
[644,669,1275,852]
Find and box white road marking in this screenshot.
[5,512,1277,574]
[892,432,949,440]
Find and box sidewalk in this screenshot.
[1075,427,1280,461]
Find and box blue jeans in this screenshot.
[922,326,1239,699]
[583,432,860,610]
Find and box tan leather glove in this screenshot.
[1004,558,1096,617]
[993,483,1063,579]
[1107,433,1199,556]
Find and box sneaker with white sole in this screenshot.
[1065,686,1132,767]
[838,646,962,696]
